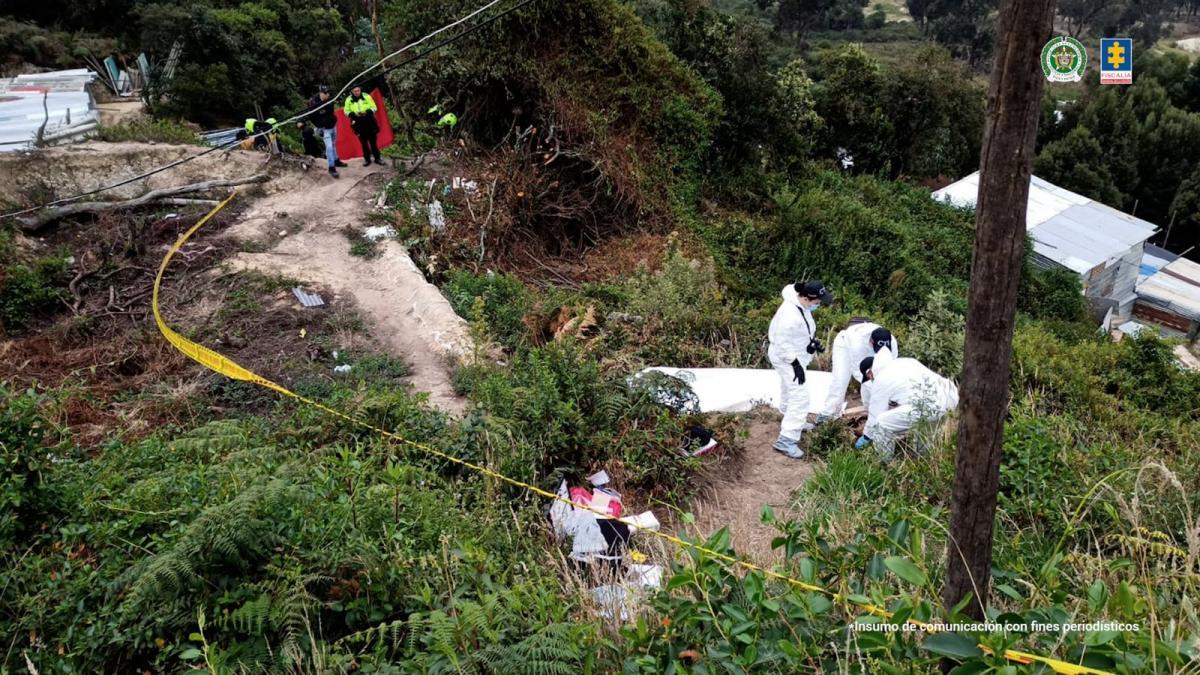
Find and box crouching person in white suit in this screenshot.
[856,350,959,460]
[816,321,898,423]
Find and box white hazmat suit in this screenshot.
[864,353,959,459]
[767,284,818,440]
[818,321,899,419]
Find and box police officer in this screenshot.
[344,86,383,166]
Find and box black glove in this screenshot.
[790,359,805,384]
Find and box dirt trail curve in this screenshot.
[688,415,814,564]
[225,164,471,414]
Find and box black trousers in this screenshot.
[351,119,381,161]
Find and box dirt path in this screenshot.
[225,163,471,414]
[687,412,814,563]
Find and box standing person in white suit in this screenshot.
[815,322,898,423]
[767,280,834,459]
[856,352,959,460]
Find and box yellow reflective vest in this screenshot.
[344,94,377,117]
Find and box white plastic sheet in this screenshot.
[637,367,834,415]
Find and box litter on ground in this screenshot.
[363,225,397,242]
[292,287,325,307]
[428,200,446,232]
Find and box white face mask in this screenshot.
[810,303,821,312]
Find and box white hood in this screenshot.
[780,283,801,305]
[768,284,816,367]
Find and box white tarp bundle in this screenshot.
[636,367,834,415]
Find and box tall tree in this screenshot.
[942,0,1055,625]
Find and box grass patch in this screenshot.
[343,227,382,259]
[97,118,202,145]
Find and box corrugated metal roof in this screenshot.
[1139,243,1178,281]
[1137,257,1200,321]
[0,69,99,152]
[292,287,325,307]
[932,171,1158,273]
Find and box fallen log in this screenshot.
[17,174,269,232]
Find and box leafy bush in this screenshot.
[0,254,69,332]
[619,249,758,362]
[0,387,67,549]
[97,118,201,145]
[904,289,965,376]
[0,17,115,71]
[455,340,698,500]
[445,270,533,351]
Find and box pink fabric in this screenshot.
[568,486,622,517]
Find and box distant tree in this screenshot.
[1060,0,1172,41]
[1138,52,1192,109]
[1166,164,1200,249]
[771,59,824,167]
[1034,127,1125,206]
[811,44,893,172]
[822,0,871,29]
[906,0,932,28]
[882,45,985,178]
[1035,91,1083,151]
[1059,0,1122,37]
[636,0,798,180]
[1100,0,1174,45]
[1181,58,1200,114]
[757,0,867,41]
[811,44,983,178]
[1074,86,1141,194]
[924,0,998,67]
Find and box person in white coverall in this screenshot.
[815,322,898,422]
[767,280,834,459]
[857,350,959,460]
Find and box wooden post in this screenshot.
[942,0,1056,624]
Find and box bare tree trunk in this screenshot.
[372,0,403,115]
[942,0,1056,624]
[17,174,269,232]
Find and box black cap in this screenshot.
[859,356,874,380]
[318,84,330,93]
[870,327,893,351]
[797,280,834,305]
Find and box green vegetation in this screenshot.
[0,253,69,332]
[4,0,1200,671]
[1037,52,1200,252]
[97,118,202,145]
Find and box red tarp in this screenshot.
[334,88,394,159]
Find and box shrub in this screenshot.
[904,289,965,376]
[0,255,69,332]
[456,340,697,500]
[445,270,532,351]
[97,118,201,145]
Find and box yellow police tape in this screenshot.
[153,193,1112,675]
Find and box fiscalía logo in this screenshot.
[1101,38,1133,85]
[1041,36,1087,83]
